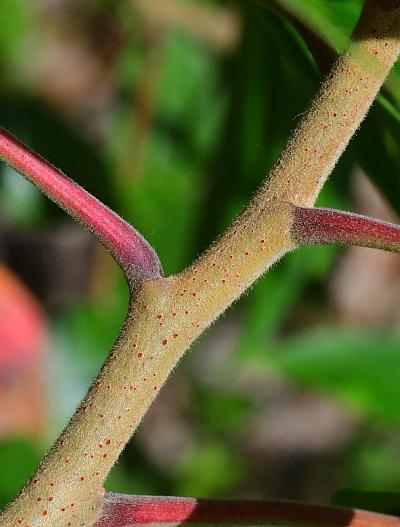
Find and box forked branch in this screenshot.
[1,1,400,526]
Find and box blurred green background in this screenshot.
[2,0,400,515]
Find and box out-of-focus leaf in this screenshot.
[175,441,244,498]
[263,1,400,216]
[196,3,321,253]
[51,279,129,429]
[125,133,202,274]
[0,0,33,66]
[237,244,338,359]
[197,389,252,436]
[274,0,362,51]
[345,437,400,492]
[0,94,115,227]
[0,439,43,509]
[156,32,226,159]
[354,98,400,214]
[332,489,400,516]
[0,165,42,225]
[226,3,349,354]
[265,329,400,427]
[111,30,226,274]
[267,0,400,103]
[198,4,342,351]
[105,455,171,498]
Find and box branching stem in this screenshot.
[1,1,400,526]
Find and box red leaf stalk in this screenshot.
[292,206,400,252]
[0,129,163,288]
[97,494,400,527]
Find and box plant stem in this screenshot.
[1,1,400,526]
[0,130,162,288]
[292,206,400,252]
[96,494,400,527]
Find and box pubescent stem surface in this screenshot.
[0,129,163,288]
[1,1,400,526]
[292,206,400,252]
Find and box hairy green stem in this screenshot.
[1,1,400,526]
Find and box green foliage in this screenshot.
[265,329,400,426]
[333,489,400,515]
[175,441,244,497]
[0,440,44,509]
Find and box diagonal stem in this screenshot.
[0,129,163,288]
[1,2,400,527]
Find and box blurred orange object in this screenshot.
[0,264,47,438]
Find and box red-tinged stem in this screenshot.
[292,206,400,253]
[0,128,163,288]
[96,494,400,527]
